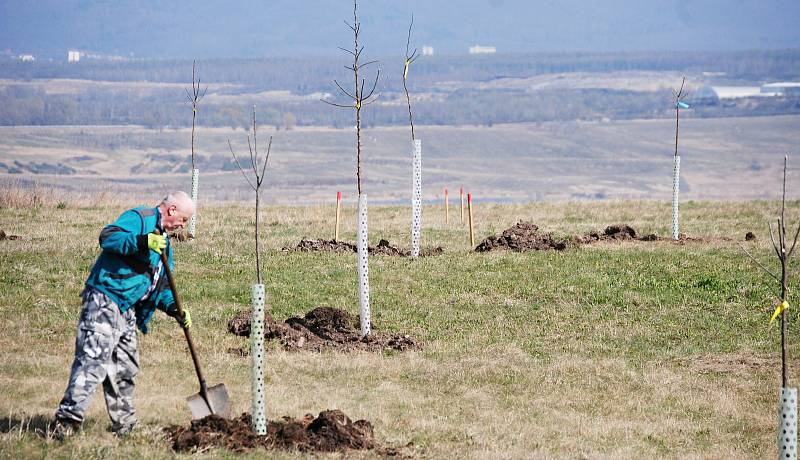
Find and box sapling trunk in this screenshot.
[228,106,272,431]
[404,16,422,258]
[322,0,380,337]
[186,60,206,239]
[671,77,686,241]
[740,156,800,456]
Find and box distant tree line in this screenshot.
[1,49,799,92]
[1,84,799,128]
[1,49,799,127]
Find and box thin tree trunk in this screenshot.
[674,107,679,158]
[255,192,261,285]
[404,78,414,141]
[353,1,362,195]
[781,156,788,387]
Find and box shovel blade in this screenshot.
[187,383,231,420]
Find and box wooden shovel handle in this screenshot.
[154,230,209,397]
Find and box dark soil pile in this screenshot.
[0,230,21,240]
[165,410,378,454]
[579,224,659,243]
[475,221,570,252]
[284,238,443,257]
[371,239,444,257]
[284,238,358,253]
[227,307,420,353]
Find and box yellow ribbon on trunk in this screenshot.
[770,301,790,326]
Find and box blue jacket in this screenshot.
[85,206,176,333]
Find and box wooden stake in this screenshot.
[444,188,449,225]
[335,191,342,241]
[460,187,464,223]
[467,193,474,247]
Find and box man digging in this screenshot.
[53,192,195,438]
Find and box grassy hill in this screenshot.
[0,197,798,457]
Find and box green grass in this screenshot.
[1,199,799,458]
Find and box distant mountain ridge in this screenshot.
[1,0,799,59]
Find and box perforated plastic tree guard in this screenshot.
[780,387,798,459]
[672,156,680,240]
[357,194,371,337]
[411,139,422,258]
[250,283,266,435]
[189,168,199,238]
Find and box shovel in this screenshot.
[157,239,231,420]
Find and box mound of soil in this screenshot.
[227,307,420,353]
[0,229,21,240]
[165,410,378,454]
[475,221,570,252]
[371,239,444,257]
[284,238,443,257]
[579,224,659,243]
[284,238,358,253]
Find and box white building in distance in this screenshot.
[19,54,35,61]
[761,82,800,96]
[469,45,496,54]
[422,45,434,56]
[68,50,81,62]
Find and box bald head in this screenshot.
[162,191,195,215]
[159,191,195,232]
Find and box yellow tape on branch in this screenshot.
[770,301,790,327]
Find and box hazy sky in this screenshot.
[1,0,799,58]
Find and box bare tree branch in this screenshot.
[739,243,782,284]
[252,106,258,167]
[769,220,782,259]
[788,221,800,258]
[227,139,256,192]
[362,95,381,106]
[403,15,417,141]
[246,135,258,180]
[321,99,357,108]
[258,136,272,187]
[334,79,356,99]
[363,69,380,100]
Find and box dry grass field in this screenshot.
[1,115,799,205]
[1,192,800,458]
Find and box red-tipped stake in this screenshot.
[467,193,474,247]
[460,187,464,224]
[335,191,342,241]
[444,188,449,225]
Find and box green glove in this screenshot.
[147,233,166,254]
[177,308,192,329]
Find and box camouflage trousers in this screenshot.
[55,288,139,431]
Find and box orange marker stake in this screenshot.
[444,188,449,225]
[335,191,342,241]
[467,193,475,247]
[460,187,464,224]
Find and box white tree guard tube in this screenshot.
[357,194,371,337]
[780,387,798,459]
[671,156,681,240]
[250,283,267,435]
[411,139,422,258]
[188,168,199,238]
